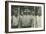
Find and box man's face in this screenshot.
[37,11,41,16]
[27,10,31,15]
[14,9,18,16]
[20,10,23,16]
[23,9,27,15]
[31,11,35,15]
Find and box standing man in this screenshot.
[30,10,36,28]
[11,7,19,28]
[21,9,27,28]
[36,7,41,28]
[22,8,32,28]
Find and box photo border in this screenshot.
[5,1,45,33]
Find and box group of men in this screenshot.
[11,7,41,28]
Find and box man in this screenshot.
[27,9,32,27]
[21,8,32,28]
[11,7,19,28]
[30,10,36,28]
[18,9,24,28]
[36,7,41,28]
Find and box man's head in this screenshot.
[31,11,35,16]
[23,9,27,15]
[20,10,23,16]
[13,8,18,16]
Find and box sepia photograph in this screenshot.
[5,1,45,33]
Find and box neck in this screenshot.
[14,15,18,17]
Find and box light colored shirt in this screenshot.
[31,15,35,28]
[36,16,41,28]
[21,15,33,26]
[12,15,19,26]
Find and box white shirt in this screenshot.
[37,16,41,28]
[21,15,32,26]
[12,15,19,26]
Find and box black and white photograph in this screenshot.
[5,1,45,33]
[11,6,41,28]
